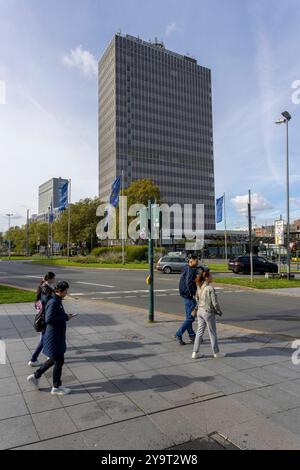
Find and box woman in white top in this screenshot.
[192,270,225,359]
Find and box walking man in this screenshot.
[175,255,199,345]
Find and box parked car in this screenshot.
[156,256,208,274]
[228,256,278,274]
[156,256,187,274]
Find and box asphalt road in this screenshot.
[0,260,299,338]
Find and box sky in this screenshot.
[0,0,300,232]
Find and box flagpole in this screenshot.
[47,205,50,258]
[223,192,228,262]
[67,179,71,261]
[50,198,53,258]
[121,170,125,265]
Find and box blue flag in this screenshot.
[58,181,69,212]
[48,199,54,223]
[109,176,121,208]
[216,196,224,224]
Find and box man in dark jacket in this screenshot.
[27,281,76,396]
[175,255,200,345]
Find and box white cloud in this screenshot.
[291,198,300,209]
[231,193,273,215]
[63,45,97,78]
[165,22,177,37]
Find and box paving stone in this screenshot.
[65,401,112,430]
[0,393,29,420]
[255,384,300,410]
[0,415,39,450]
[22,390,62,414]
[31,408,77,440]
[96,394,144,421]
[83,378,123,400]
[0,364,14,379]
[236,390,285,416]
[68,364,105,382]
[269,408,300,436]
[83,416,173,450]
[14,433,91,450]
[0,376,21,397]
[222,416,300,450]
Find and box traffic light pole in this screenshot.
[148,199,154,323]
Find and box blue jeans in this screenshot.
[31,331,45,362]
[176,298,197,339]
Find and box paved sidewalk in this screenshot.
[0,299,300,450]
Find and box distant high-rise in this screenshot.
[98,34,215,230]
[38,177,68,216]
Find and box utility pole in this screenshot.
[148,199,154,323]
[6,213,13,261]
[248,190,253,282]
[26,209,30,256]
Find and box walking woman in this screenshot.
[27,281,76,396]
[28,272,56,367]
[192,271,225,359]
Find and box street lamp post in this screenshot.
[6,213,14,261]
[275,111,292,280]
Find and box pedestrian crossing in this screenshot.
[68,286,243,300]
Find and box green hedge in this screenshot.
[92,245,166,262]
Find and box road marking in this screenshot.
[125,295,136,298]
[107,296,121,299]
[91,297,104,300]
[24,275,43,279]
[70,293,84,296]
[77,289,173,295]
[76,281,115,288]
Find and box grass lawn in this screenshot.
[213,277,300,289]
[31,259,149,269]
[206,263,229,272]
[0,256,34,260]
[0,285,36,304]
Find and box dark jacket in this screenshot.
[43,295,69,358]
[179,265,198,299]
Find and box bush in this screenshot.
[98,252,123,264]
[72,256,100,264]
[126,245,148,262]
[92,246,122,257]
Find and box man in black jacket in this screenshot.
[175,255,200,345]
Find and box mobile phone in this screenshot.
[71,313,79,317]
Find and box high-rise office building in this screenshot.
[98,34,215,230]
[38,177,68,216]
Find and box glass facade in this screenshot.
[99,34,216,230]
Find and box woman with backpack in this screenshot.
[27,281,76,396]
[28,272,56,367]
[192,270,225,359]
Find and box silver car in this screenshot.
[156,256,187,274]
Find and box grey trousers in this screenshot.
[193,308,219,354]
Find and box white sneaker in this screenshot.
[28,360,42,367]
[51,386,71,396]
[213,352,226,359]
[192,352,204,359]
[27,374,40,389]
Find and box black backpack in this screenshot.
[34,300,46,332]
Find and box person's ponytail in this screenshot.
[195,270,210,288]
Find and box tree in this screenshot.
[53,197,100,252]
[123,179,161,208]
